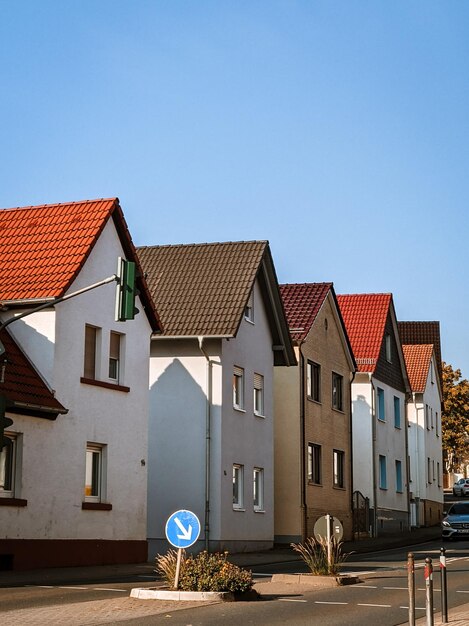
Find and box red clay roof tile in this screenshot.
[280,283,333,342]
[402,344,434,393]
[336,293,392,373]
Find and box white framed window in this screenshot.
[427,457,431,484]
[253,373,264,416]
[84,324,99,379]
[85,444,106,502]
[333,450,345,488]
[332,372,343,411]
[233,366,244,410]
[253,467,264,511]
[307,361,321,403]
[0,435,16,498]
[109,331,122,381]
[244,290,254,323]
[233,464,244,509]
[436,412,439,437]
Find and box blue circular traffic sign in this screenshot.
[165,509,201,549]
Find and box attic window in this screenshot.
[244,291,254,323]
[385,333,392,363]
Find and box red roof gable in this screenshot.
[337,293,392,373]
[0,329,67,418]
[0,198,160,331]
[402,344,434,393]
[280,283,333,342]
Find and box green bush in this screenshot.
[291,537,349,575]
[155,550,253,593]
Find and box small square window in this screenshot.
[253,373,264,416]
[333,450,345,488]
[332,372,343,411]
[233,367,244,410]
[308,443,321,485]
[233,464,244,509]
[253,467,264,511]
[307,361,321,403]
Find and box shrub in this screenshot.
[291,537,349,575]
[155,550,253,593]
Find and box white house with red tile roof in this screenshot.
[274,283,356,543]
[337,293,411,537]
[402,344,443,526]
[137,241,296,556]
[0,198,160,570]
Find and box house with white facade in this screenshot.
[337,293,411,537]
[137,241,296,557]
[274,283,356,544]
[0,198,160,570]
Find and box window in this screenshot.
[395,460,403,493]
[425,405,429,430]
[307,361,321,403]
[253,467,264,511]
[233,464,244,509]
[244,290,254,322]
[308,443,321,485]
[427,457,431,484]
[0,436,16,497]
[437,462,441,486]
[430,407,434,430]
[393,396,401,428]
[379,455,387,489]
[377,387,385,421]
[333,450,345,488]
[430,361,434,384]
[332,372,343,411]
[85,444,105,502]
[233,366,244,410]
[84,325,98,379]
[436,412,439,437]
[253,373,264,416]
[432,459,435,482]
[385,333,392,362]
[109,332,121,381]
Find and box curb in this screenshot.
[130,587,234,601]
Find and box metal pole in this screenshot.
[425,557,434,626]
[440,547,448,623]
[408,552,415,626]
[174,548,183,590]
[326,514,332,572]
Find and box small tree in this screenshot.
[442,362,469,474]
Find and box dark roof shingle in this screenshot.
[280,283,333,342]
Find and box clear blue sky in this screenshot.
[1,1,468,378]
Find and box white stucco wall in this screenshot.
[407,354,443,505]
[351,375,375,505]
[2,219,152,542]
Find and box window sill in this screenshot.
[333,485,346,491]
[377,418,386,423]
[332,407,345,414]
[80,377,130,393]
[394,425,402,430]
[0,497,27,507]
[308,481,322,487]
[254,509,265,514]
[254,412,266,419]
[233,407,246,413]
[244,318,255,325]
[307,397,322,405]
[233,507,245,512]
[82,502,113,511]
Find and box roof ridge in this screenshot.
[138,240,268,251]
[0,197,118,213]
[337,292,392,298]
[280,282,333,287]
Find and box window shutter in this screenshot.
[234,366,244,378]
[253,373,263,389]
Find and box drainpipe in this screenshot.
[298,341,307,540]
[198,337,212,552]
[349,369,356,532]
[370,375,378,537]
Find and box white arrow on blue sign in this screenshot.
[165,509,201,549]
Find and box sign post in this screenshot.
[313,515,344,572]
[165,510,201,589]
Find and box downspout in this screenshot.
[370,375,378,537]
[198,337,212,552]
[298,341,307,540]
[349,369,356,532]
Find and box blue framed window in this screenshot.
[395,460,403,493]
[379,455,387,489]
[394,396,401,429]
[377,388,385,421]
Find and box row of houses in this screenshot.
[0,198,443,570]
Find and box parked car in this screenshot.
[442,502,469,540]
[453,478,469,497]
